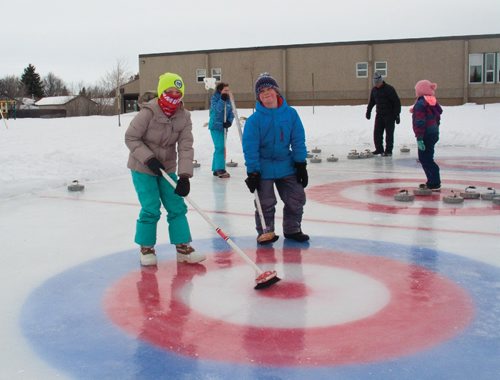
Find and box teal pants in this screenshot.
[131,170,191,247]
[210,129,226,172]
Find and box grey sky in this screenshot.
[2,0,499,87]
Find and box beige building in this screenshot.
[135,34,500,109]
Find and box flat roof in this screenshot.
[139,33,500,58]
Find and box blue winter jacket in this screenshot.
[242,97,307,180]
[208,92,234,131]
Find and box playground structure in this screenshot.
[0,99,17,120]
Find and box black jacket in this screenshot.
[367,82,401,119]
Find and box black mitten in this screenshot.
[245,172,261,193]
[146,157,164,176]
[174,176,190,197]
[295,162,308,188]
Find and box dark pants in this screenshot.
[374,114,396,154]
[255,175,306,235]
[418,133,441,188]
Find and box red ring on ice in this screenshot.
[307,178,500,216]
[437,157,500,171]
[104,249,474,366]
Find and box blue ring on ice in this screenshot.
[20,236,500,379]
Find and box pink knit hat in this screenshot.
[415,80,437,97]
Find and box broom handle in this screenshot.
[162,171,264,275]
[0,109,8,129]
[229,96,268,232]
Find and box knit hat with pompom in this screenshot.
[415,80,437,97]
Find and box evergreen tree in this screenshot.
[21,64,44,99]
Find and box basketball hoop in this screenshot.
[204,77,217,91]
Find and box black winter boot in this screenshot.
[284,231,310,242]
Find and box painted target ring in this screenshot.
[396,156,500,172]
[104,249,473,366]
[20,237,500,379]
[307,178,500,216]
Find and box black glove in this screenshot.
[146,157,165,176]
[365,111,371,120]
[395,115,400,124]
[223,121,232,129]
[174,176,190,197]
[245,172,260,193]
[220,93,229,101]
[295,162,308,188]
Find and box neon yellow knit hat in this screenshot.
[157,72,185,98]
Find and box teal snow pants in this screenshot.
[131,170,191,247]
[210,129,226,172]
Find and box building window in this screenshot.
[497,53,500,83]
[484,53,495,83]
[211,68,222,82]
[356,62,368,78]
[374,61,387,77]
[196,69,206,83]
[469,54,483,83]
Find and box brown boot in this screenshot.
[175,244,206,263]
[140,246,157,266]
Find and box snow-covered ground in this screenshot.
[1,103,499,200]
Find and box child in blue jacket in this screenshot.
[242,73,309,243]
[208,82,234,178]
[411,79,443,191]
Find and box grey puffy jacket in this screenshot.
[125,98,194,177]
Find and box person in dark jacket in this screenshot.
[242,73,309,243]
[366,72,401,156]
[411,79,443,191]
[208,82,234,178]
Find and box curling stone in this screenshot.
[226,159,238,167]
[310,155,322,163]
[67,180,84,192]
[327,154,339,162]
[193,160,201,168]
[413,184,433,196]
[492,196,500,205]
[311,147,322,154]
[400,145,411,153]
[363,149,374,158]
[443,191,464,204]
[460,186,480,199]
[306,151,314,158]
[394,189,415,202]
[347,150,360,159]
[480,187,496,200]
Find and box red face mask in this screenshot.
[158,91,182,116]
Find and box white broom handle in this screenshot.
[0,109,8,129]
[162,171,264,275]
[229,96,268,231]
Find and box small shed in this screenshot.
[35,95,97,117]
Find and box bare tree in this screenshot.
[43,72,69,96]
[85,84,115,115]
[0,75,24,99]
[101,59,131,118]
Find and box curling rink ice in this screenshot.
[1,146,500,380]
